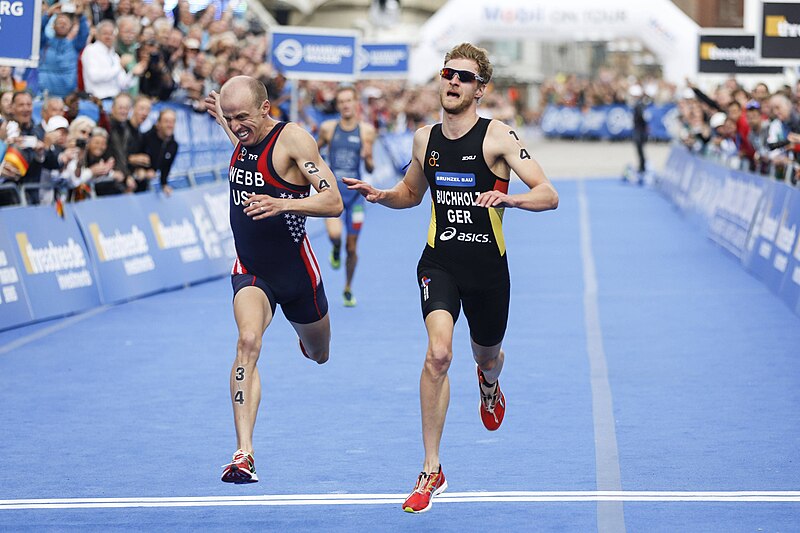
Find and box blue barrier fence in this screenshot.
[0,182,237,330]
[540,103,676,141]
[656,145,800,317]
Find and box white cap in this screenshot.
[45,115,69,133]
[709,112,727,129]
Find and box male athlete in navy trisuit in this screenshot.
[344,43,559,513]
[204,76,343,484]
[317,86,376,307]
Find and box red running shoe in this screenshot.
[221,449,258,484]
[478,367,505,431]
[402,467,448,513]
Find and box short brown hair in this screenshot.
[444,43,492,84]
[335,85,357,100]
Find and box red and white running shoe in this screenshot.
[402,467,448,513]
[221,449,258,484]
[478,366,505,431]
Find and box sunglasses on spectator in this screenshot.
[440,67,486,84]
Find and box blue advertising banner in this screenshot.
[0,209,33,330]
[656,145,697,211]
[0,206,99,322]
[777,189,800,312]
[678,156,726,230]
[138,193,218,288]
[179,184,237,275]
[0,0,42,67]
[71,194,165,304]
[708,168,767,259]
[540,104,676,141]
[659,147,800,318]
[358,43,409,78]
[270,27,358,81]
[741,180,794,293]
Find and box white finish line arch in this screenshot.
[409,0,700,84]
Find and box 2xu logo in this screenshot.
[439,227,490,243]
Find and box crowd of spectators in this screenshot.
[0,0,273,207]
[673,78,800,184]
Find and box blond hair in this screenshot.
[444,43,492,84]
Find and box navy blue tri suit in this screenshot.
[418,117,510,346]
[228,122,328,323]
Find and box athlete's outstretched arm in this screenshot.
[341,126,430,209]
[475,121,559,212]
[203,91,238,146]
[243,124,343,220]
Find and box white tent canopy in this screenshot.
[409,0,700,84]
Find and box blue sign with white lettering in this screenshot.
[270,27,358,80]
[776,188,800,312]
[0,206,100,322]
[180,185,237,275]
[435,172,476,188]
[359,43,409,78]
[742,181,794,293]
[0,0,41,66]
[708,168,767,259]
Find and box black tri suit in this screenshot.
[228,122,328,324]
[417,117,510,346]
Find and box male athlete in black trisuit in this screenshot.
[344,43,559,513]
[204,76,343,484]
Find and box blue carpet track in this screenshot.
[1,179,798,532]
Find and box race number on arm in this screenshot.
[476,121,558,212]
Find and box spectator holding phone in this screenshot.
[39,1,90,98]
[1,91,49,204]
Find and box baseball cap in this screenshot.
[45,115,70,133]
[709,112,727,129]
[745,100,761,111]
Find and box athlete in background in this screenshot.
[344,43,559,513]
[317,86,376,307]
[204,76,342,484]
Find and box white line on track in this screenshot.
[3,492,800,510]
